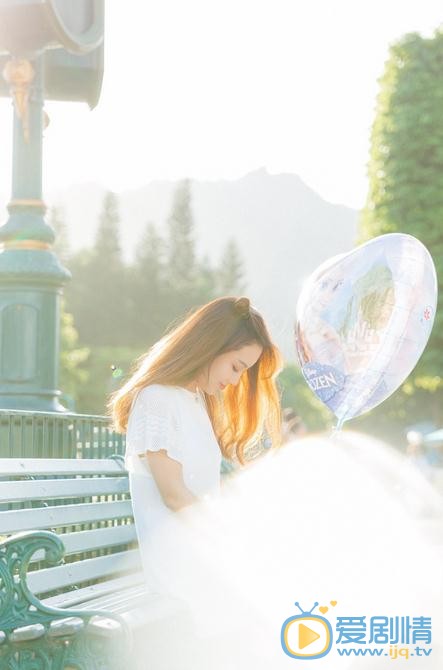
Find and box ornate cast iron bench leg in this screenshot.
[0,531,133,670]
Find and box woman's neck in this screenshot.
[182,381,198,393]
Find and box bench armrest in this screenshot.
[0,530,132,649]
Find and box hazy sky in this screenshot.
[0,1,441,211]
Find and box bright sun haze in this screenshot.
[0,0,441,209]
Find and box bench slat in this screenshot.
[45,585,191,635]
[0,455,159,647]
[27,549,142,594]
[55,585,148,615]
[89,593,191,633]
[42,573,146,609]
[0,476,129,503]
[0,500,133,534]
[28,525,138,562]
[0,458,125,477]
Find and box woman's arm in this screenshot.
[141,450,199,511]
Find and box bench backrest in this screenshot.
[0,456,141,598]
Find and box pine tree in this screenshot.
[129,221,168,345]
[93,191,123,265]
[216,238,247,295]
[134,222,165,278]
[64,191,131,346]
[163,179,202,320]
[195,253,217,300]
[166,179,196,288]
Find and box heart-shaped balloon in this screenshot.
[295,234,437,426]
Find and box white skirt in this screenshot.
[131,433,443,669]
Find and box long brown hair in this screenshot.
[107,296,283,464]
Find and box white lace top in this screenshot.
[125,384,223,606]
[125,382,222,501]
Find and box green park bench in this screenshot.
[0,456,191,670]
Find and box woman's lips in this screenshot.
[219,383,226,390]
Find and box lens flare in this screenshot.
[128,432,443,668]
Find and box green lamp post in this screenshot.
[0,1,104,412]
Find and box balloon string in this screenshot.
[331,417,345,437]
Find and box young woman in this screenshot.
[107,296,283,642]
[109,294,282,500]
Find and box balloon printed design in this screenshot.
[295,234,438,426]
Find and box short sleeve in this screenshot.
[125,385,183,471]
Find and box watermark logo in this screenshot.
[281,600,433,661]
[281,601,334,659]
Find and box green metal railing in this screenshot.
[0,410,131,591]
[0,410,125,459]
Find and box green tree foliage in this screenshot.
[58,180,248,414]
[359,29,443,431]
[166,179,196,287]
[94,191,124,264]
[64,191,132,347]
[74,346,144,415]
[128,221,168,346]
[216,238,247,295]
[63,245,95,335]
[162,179,244,325]
[194,253,217,301]
[59,299,90,411]
[163,179,203,321]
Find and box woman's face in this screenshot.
[196,341,263,396]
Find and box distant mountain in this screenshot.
[50,168,359,361]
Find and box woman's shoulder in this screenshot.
[135,384,190,409]
[134,383,179,406]
[129,384,181,426]
[137,383,176,396]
